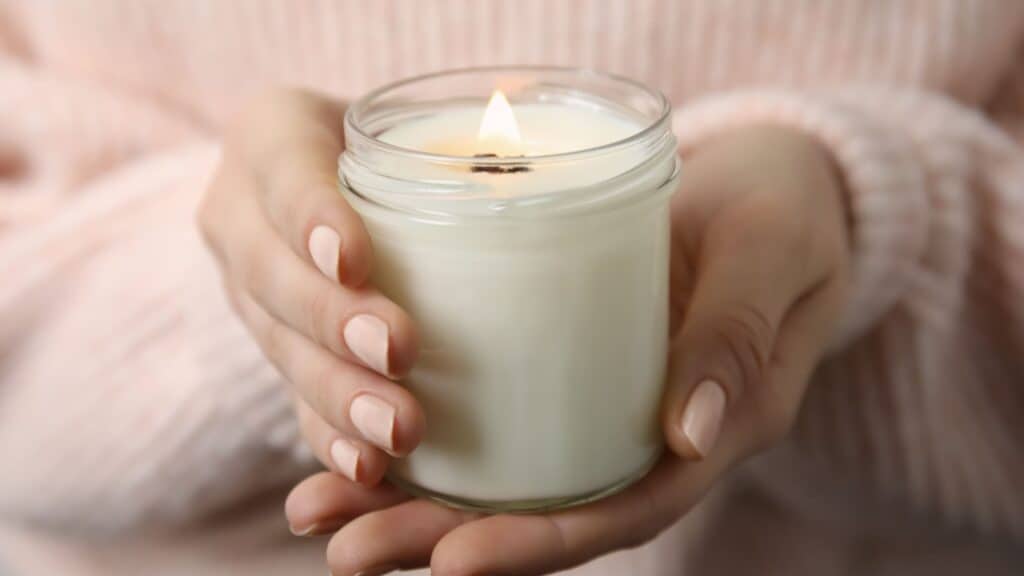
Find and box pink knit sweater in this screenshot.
[2,1,1024,574]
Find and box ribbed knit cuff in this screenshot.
[673,90,930,344]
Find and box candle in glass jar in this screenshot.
[339,68,679,512]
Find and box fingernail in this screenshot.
[350,394,396,451]
[344,314,391,375]
[289,522,321,537]
[680,379,727,459]
[330,438,361,482]
[355,565,400,576]
[290,520,345,538]
[309,225,341,282]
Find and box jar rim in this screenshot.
[344,65,672,168]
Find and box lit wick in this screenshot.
[471,152,530,174]
[471,91,530,173]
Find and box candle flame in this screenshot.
[477,90,522,152]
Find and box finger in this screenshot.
[234,289,425,454]
[429,454,734,576]
[322,453,734,576]
[251,219,419,377]
[734,274,848,455]
[225,180,418,377]
[773,276,847,394]
[285,472,410,537]
[229,88,373,287]
[662,208,823,461]
[327,500,476,576]
[294,397,390,486]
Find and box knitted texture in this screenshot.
[1,1,1023,574]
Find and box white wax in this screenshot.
[343,100,674,505]
[379,103,640,157]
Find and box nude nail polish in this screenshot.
[343,314,391,375]
[290,520,345,538]
[680,379,727,458]
[349,395,396,451]
[309,225,341,282]
[330,438,361,482]
[354,565,399,576]
[289,522,321,537]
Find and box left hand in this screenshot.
[285,126,851,575]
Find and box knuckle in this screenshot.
[259,155,296,205]
[266,198,296,244]
[712,303,773,398]
[240,225,281,294]
[296,405,335,466]
[307,284,333,349]
[284,180,318,238]
[262,319,289,368]
[311,364,338,416]
[293,399,315,432]
[261,153,324,245]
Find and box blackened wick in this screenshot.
[471,153,530,174]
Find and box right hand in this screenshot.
[199,88,423,533]
[279,125,851,575]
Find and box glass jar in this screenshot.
[339,67,679,512]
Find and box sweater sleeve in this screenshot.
[0,52,314,537]
[673,87,1024,538]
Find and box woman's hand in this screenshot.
[199,89,424,521]
[284,125,851,575]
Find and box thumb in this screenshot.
[662,229,804,461]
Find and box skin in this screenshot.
[201,88,850,575]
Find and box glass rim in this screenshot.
[344,65,673,167]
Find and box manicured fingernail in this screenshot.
[289,522,321,537]
[350,394,396,451]
[330,438,361,482]
[355,565,399,576]
[680,379,727,459]
[309,225,341,282]
[343,314,391,375]
[290,520,345,538]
